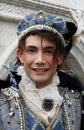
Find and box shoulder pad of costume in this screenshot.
[58,70,83,92]
[0,87,19,100]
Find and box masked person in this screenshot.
[0,10,83,130]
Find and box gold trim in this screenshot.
[19,25,65,46]
[46,104,60,130]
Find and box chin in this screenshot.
[32,77,51,86]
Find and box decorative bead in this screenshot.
[9,110,14,117]
[21,125,23,129]
[15,98,24,130]
[64,100,71,130]
[71,90,74,93]
[67,100,72,106]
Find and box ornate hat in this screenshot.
[17,10,77,48]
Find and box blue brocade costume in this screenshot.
[0,66,82,130]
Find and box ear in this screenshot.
[17,49,24,64]
[57,54,64,65]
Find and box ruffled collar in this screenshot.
[18,66,60,90]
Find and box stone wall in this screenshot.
[0,0,36,55]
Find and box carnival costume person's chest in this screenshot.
[19,87,80,130]
[0,68,81,130]
[0,84,81,130]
